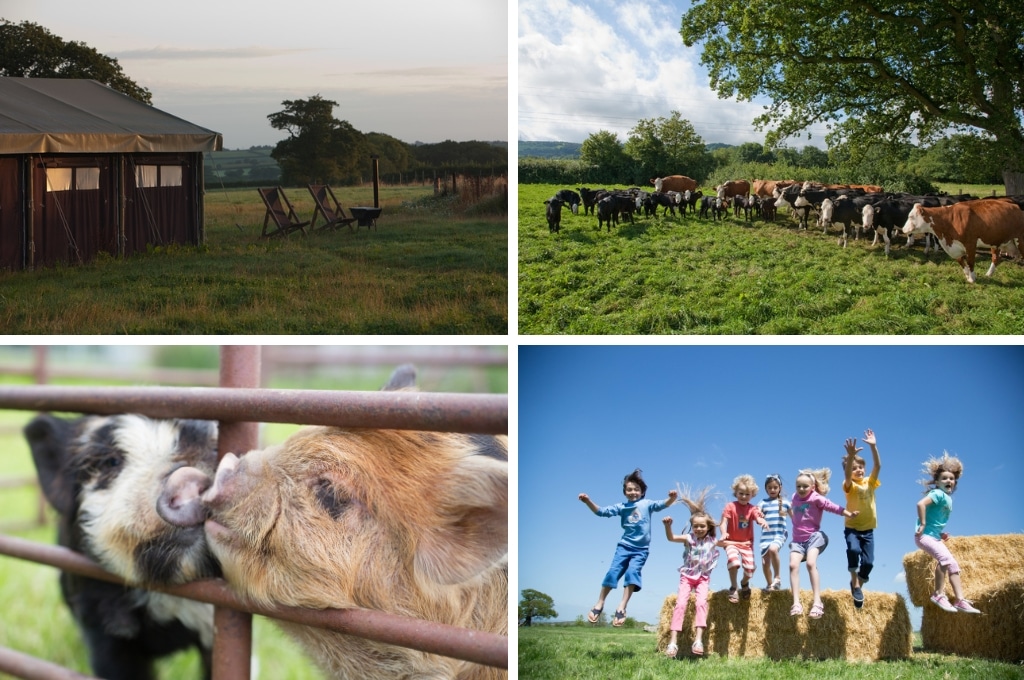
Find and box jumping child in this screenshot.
[662,486,720,657]
[579,468,677,626]
[789,468,858,618]
[915,452,981,614]
[719,474,770,602]
[758,474,791,591]
[842,429,882,609]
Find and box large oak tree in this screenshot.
[0,19,151,103]
[680,1,1024,193]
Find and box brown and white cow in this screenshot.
[651,175,697,193]
[902,200,1024,283]
[752,179,795,198]
[716,179,750,200]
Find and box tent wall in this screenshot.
[0,152,204,270]
[0,157,24,270]
[32,154,117,267]
[123,152,202,255]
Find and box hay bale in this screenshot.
[902,533,1024,606]
[903,534,1024,662]
[656,587,911,660]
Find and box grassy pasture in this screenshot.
[0,185,507,334]
[518,183,1024,334]
[518,625,1024,679]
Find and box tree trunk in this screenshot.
[1004,169,1024,196]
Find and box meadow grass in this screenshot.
[518,625,1024,679]
[0,185,507,334]
[518,183,1024,334]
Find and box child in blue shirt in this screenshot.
[579,468,677,626]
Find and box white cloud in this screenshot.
[518,0,770,145]
[894,571,906,583]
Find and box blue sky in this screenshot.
[518,345,1024,630]
[518,0,832,146]
[4,0,506,148]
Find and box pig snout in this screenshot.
[157,465,212,527]
[201,452,240,511]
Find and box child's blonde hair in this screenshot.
[796,467,832,496]
[675,483,719,538]
[920,451,964,493]
[731,473,758,497]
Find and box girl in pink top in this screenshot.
[788,468,858,618]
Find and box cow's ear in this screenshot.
[23,414,77,515]
[381,364,417,392]
[415,453,508,586]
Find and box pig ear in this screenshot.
[415,453,508,586]
[23,414,76,515]
[381,364,417,391]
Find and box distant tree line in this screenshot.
[520,110,1002,193]
[269,96,506,186]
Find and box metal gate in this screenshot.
[0,345,508,679]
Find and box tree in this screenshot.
[518,589,557,627]
[0,20,151,103]
[268,95,366,185]
[680,1,1024,194]
[580,130,629,182]
[625,111,711,183]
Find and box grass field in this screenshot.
[518,183,1024,334]
[518,625,1024,679]
[0,184,507,334]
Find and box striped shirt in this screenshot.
[758,496,791,546]
[679,533,720,578]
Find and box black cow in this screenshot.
[544,197,564,233]
[650,191,679,216]
[578,187,606,215]
[682,190,703,214]
[553,189,582,215]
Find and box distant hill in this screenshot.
[519,141,583,159]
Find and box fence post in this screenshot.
[212,346,260,680]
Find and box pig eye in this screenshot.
[99,456,121,471]
[312,478,349,520]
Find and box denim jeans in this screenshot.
[844,527,874,581]
[602,542,650,592]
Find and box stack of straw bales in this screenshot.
[903,533,1024,662]
[657,587,911,660]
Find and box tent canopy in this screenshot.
[0,78,223,154]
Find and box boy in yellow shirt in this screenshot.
[842,429,881,609]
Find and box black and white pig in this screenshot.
[25,413,222,680]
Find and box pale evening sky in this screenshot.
[1,0,507,149]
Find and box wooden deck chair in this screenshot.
[258,187,310,238]
[307,184,357,231]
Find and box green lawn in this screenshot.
[518,183,1024,334]
[518,625,1024,679]
[0,185,507,334]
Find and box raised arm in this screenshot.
[842,436,862,490]
[864,429,881,482]
[662,516,691,543]
[578,492,600,514]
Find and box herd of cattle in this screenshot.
[541,175,1024,283]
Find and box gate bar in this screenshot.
[0,646,97,680]
[0,533,507,669]
[0,386,507,434]
[213,346,259,680]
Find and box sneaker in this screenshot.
[953,599,981,614]
[930,594,957,612]
[852,586,864,609]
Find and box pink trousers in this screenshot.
[670,572,710,631]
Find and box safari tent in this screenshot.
[0,78,222,270]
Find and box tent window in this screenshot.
[45,168,73,192]
[76,167,100,191]
[136,165,159,188]
[161,165,183,187]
